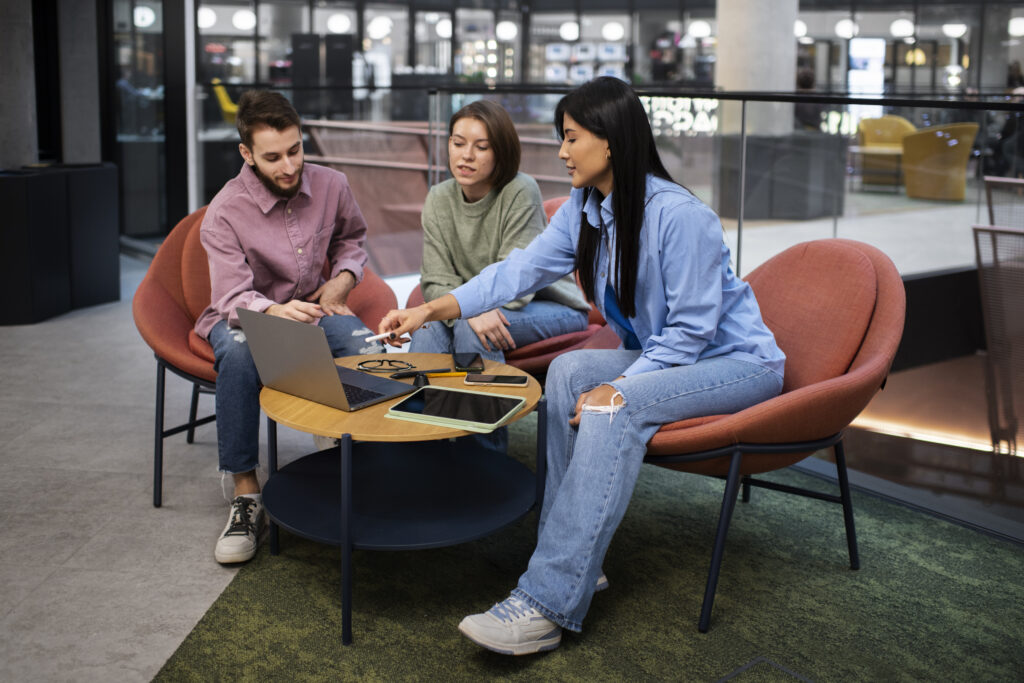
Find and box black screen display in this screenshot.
[389,387,522,425]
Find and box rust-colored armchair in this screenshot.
[133,207,397,507]
[405,196,608,378]
[642,239,905,632]
[902,123,979,201]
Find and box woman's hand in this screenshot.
[467,309,515,352]
[569,379,625,427]
[377,306,430,348]
[266,300,324,323]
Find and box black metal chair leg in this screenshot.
[267,417,280,556]
[834,439,860,570]
[535,397,547,516]
[154,363,165,508]
[741,475,751,503]
[186,383,201,443]
[698,450,744,633]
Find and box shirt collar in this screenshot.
[240,162,312,214]
[583,188,613,230]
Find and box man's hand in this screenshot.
[266,300,324,323]
[569,379,625,427]
[307,270,356,316]
[466,309,515,352]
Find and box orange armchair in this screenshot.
[405,196,608,378]
[642,239,905,632]
[902,123,979,201]
[133,207,397,507]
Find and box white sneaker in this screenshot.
[214,496,264,564]
[458,596,562,655]
[313,434,340,451]
[595,573,609,592]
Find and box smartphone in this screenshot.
[464,373,529,386]
[452,352,484,372]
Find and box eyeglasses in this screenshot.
[356,358,415,373]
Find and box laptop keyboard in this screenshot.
[343,383,384,406]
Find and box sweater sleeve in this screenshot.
[420,188,465,305]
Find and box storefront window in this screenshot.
[455,9,495,83]
[578,12,630,82]
[415,11,453,72]
[257,0,308,85]
[197,1,257,84]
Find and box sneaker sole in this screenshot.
[458,622,561,656]
[214,546,257,564]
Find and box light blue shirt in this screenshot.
[451,175,785,379]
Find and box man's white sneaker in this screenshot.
[214,496,264,564]
[458,596,562,655]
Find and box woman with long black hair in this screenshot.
[378,77,785,655]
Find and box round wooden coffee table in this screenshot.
[259,353,546,645]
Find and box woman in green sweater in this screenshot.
[411,100,591,362]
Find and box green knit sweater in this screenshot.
[420,172,590,319]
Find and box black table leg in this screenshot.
[340,434,353,645]
[267,417,279,555]
[535,398,547,516]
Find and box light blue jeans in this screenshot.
[209,315,382,474]
[512,349,784,632]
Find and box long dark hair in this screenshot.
[555,77,674,318]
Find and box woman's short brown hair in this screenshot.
[448,100,521,191]
[236,90,301,149]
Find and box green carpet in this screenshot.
[156,415,1024,681]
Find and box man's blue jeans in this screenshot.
[409,300,588,453]
[208,315,382,474]
[512,349,784,632]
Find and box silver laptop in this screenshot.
[235,308,415,411]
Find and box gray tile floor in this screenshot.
[0,256,319,682]
[0,196,999,681]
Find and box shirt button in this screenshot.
[297,248,303,254]
[287,208,292,214]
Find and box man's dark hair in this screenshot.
[448,100,521,191]
[236,90,301,148]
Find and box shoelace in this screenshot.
[489,597,535,623]
[224,497,258,537]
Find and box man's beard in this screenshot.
[251,160,303,199]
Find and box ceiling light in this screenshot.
[688,20,711,39]
[496,21,518,42]
[134,6,156,28]
[602,21,625,42]
[1010,17,1024,37]
[436,18,452,39]
[197,7,216,30]
[367,16,393,40]
[559,21,579,42]
[942,23,968,39]
[327,13,351,34]
[794,20,807,38]
[890,19,915,38]
[835,19,858,40]
[232,9,256,31]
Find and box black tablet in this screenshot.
[385,386,526,433]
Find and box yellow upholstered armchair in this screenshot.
[211,78,238,124]
[902,123,979,201]
[856,115,916,186]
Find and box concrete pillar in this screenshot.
[979,5,1011,93]
[715,0,798,135]
[0,1,38,169]
[58,0,102,163]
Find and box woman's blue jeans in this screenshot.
[409,300,588,453]
[512,349,784,632]
[208,315,381,474]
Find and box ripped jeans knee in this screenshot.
[580,389,626,424]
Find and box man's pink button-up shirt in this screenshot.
[194,162,370,339]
